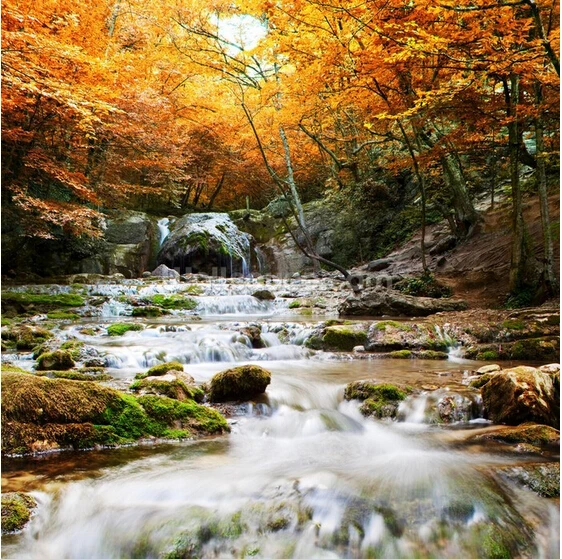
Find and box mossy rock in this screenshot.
[36,350,75,371]
[135,361,184,380]
[46,312,80,320]
[59,340,85,360]
[1,291,85,310]
[344,381,410,420]
[1,372,228,455]
[209,365,272,402]
[374,320,412,332]
[509,337,560,361]
[252,290,275,301]
[106,323,144,336]
[130,377,204,402]
[389,350,412,359]
[131,306,165,317]
[499,462,560,498]
[415,350,449,360]
[1,325,53,350]
[321,326,368,352]
[473,423,560,448]
[1,363,30,374]
[1,492,36,534]
[50,371,113,382]
[144,294,197,311]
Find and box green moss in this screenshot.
[344,381,408,402]
[36,350,75,371]
[131,306,164,317]
[288,300,301,309]
[477,351,499,361]
[501,319,526,330]
[138,395,229,434]
[416,350,449,360]
[2,325,53,350]
[375,320,411,331]
[322,326,368,351]
[469,373,495,389]
[130,378,203,401]
[107,323,144,336]
[145,361,184,376]
[304,335,324,350]
[510,337,559,361]
[1,492,36,534]
[51,371,112,381]
[1,292,85,307]
[145,295,197,311]
[1,372,228,454]
[1,364,30,374]
[209,365,272,402]
[389,350,412,358]
[46,312,80,320]
[60,340,84,359]
[184,285,204,295]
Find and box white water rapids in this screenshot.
[2,286,559,558]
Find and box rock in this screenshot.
[321,325,368,351]
[353,345,366,353]
[252,289,276,301]
[130,373,203,402]
[1,371,228,455]
[142,271,152,278]
[539,363,560,375]
[498,462,560,497]
[158,213,253,277]
[367,258,392,272]
[151,264,180,279]
[338,287,467,317]
[472,423,560,449]
[1,325,53,350]
[105,211,153,244]
[479,366,559,428]
[209,365,272,402]
[1,492,36,534]
[239,326,265,349]
[477,364,501,374]
[344,381,410,420]
[429,235,457,256]
[465,337,560,362]
[137,361,186,379]
[36,349,75,371]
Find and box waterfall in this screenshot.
[157,218,170,247]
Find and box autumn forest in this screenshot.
[2,0,560,296]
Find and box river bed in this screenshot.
[1,283,560,558]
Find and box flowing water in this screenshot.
[2,286,560,558]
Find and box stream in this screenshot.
[1,281,560,558]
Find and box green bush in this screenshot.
[394,272,452,298]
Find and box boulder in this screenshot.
[1,492,36,534]
[104,212,153,244]
[367,258,392,272]
[471,423,560,449]
[239,326,265,349]
[252,289,276,301]
[498,462,560,497]
[158,213,253,276]
[479,366,559,428]
[339,287,467,317]
[209,365,272,402]
[344,381,410,420]
[130,373,204,402]
[36,349,75,371]
[151,264,180,279]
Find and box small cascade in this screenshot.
[100,300,131,317]
[196,295,274,316]
[157,217,170,247]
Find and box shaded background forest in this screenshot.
[2,0,559,297]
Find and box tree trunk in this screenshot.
[534,82,557,296]
[506,73,531,292]
[440,152,480,236]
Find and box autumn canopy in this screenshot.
[1,0,559,290]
